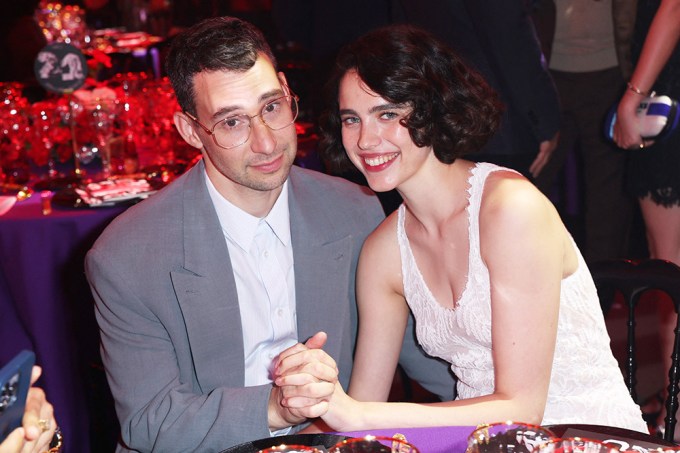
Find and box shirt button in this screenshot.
[276,308,284,317]
[263,250,269,258]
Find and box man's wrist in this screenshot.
[267,385,304,432]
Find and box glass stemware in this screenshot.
[537,437,621,453]
[0,83,30,185]
[29,100,59,180]
[258,445,322,453]
[330,435,420,453]
[73,97,119,179]
[466,421,555,453]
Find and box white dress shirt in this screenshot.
[205,173,297,387]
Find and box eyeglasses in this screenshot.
[184,93,299,150]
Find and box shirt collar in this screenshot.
[204,171,291,251]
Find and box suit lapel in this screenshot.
[170,165,355,392]
[288,169,354,360]
[171,161,246,391]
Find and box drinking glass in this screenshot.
[0,83,30,184]
[29,100,59,179]
[537,437,621,452]
[257,445,322,453]
[73,98,118,178]
[330,435,420,453]
[466,421,555,453]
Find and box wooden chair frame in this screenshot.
[590,258,680,442]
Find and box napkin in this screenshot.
[75,179,155,206]
[0,196,16,216]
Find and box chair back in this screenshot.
[590,258,680,442]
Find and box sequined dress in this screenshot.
[397,162,647,431]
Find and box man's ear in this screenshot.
[278,72,291,95]
[173,111,204,150]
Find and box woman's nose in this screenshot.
[358,125,380,150]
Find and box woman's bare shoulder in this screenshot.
[358,207,402,294]
[481,170,555,221]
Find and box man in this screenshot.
[531,0,636,263]
[85,17,453,452]
[393,0,561,178]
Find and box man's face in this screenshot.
[189,56,297,204]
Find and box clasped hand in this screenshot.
[268,332,339,430]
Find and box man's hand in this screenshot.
[529,132,559,178]
[267,332,339,431]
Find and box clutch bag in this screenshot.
[605,94,679,142]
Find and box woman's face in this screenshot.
[337,70,430,193]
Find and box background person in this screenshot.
[612,0,680,436]
[531,0,636,263]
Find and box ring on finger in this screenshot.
[38,418,51,432]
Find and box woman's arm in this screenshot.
[613,0,680,149]
[321,176,569,431]
[348,216,410,403]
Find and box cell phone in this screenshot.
[0,350,35,439]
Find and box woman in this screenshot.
[280,24,647,432]
[612,0,680,435]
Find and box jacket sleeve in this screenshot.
[463,0,561,143]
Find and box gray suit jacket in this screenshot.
[86,161,454,452]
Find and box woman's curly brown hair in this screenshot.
[318,24,503,173]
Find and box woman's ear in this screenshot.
[173,112,204,150]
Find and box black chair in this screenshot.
[590,258,680,442]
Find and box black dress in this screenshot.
[626,0,680,207]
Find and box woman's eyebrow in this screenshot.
[339,103,406,117]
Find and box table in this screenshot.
[0,193,127,453]
[337,426,474,453]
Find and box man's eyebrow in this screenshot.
[209,88,285,122]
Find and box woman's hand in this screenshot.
[0,366,57,453]
[613,91,654,150]
[318,382,364,433]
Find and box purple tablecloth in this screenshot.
[336,426,476,453]
[0,194,126,453]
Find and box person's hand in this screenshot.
[268,332,338,430]
[613,91,655,150]
[0,428,26,453]
[0,366,57,453]
[319,382,362,433]
[529,132,559,178]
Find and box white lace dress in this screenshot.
[397,162,647,432]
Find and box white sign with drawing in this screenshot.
[34,43,88,94]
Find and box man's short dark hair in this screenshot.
[166,16,277,115]
[318,24,503,172]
